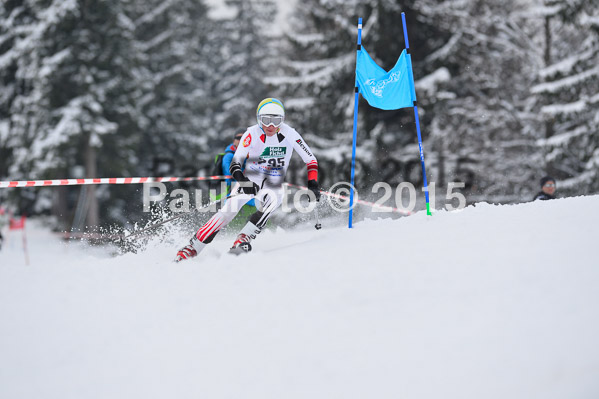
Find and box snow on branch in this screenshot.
[266,53,353,86]
[539,49,594,79]
[580,12,599,29]
[360,7,378,40]
[0,0,78,70]
[425,32,462,63]
[31,95,117,160]
[287,33,325,47]
[0,46,18,71]
[541,99,586,116]
[29,0,79,47]
[524,5,563,17]
[134,0,176,29]
[0,120,9,142]
[532,66,599,93]
[536,125,587,147]
[558,169,596,190]
[415,67,451,96]
[39,48,71,79]
[285,97,316,110]
[285,57,348,74]
[139,31,173,52]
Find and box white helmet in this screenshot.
[256,98,285,127]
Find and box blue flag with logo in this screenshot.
[356,46,415,110]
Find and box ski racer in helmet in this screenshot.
[175,98,321,261]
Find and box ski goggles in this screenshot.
[258,114,284,127]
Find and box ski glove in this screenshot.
[236,175,260,195]
[240,180,260,196]
[231,164,260,195]
[308,179,321,201]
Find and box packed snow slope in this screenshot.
[1,196,598,399]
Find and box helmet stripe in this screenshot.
[257,98,285,115]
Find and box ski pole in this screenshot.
[313,199,322,230]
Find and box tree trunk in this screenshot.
[84,134,99,229]
[544,16,554,140]
[52,185,69,231]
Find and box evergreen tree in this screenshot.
[276,1,454,189]
[210,0,278,139]
[2,0,596,230]
[532,0,599,196]
[130,0,213,177]
[0,0,33,185]
[274,1,383,188]
[412,0,545,201]
[274,0,359,136]
[0,0,143,226]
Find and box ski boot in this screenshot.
[229,234,252,255]
[228,222,261,255]
[174,236,206,262]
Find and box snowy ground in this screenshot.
[1,196,598,399]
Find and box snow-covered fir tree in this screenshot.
[276,1,473,191]
[0,0,143,226]
[210,0,278,140]
[411,0,546,202]
[273,0,358,140]
[129,0,214,177]
[273,1,394,188]
[532,0,599,196]
[2,0,598,231]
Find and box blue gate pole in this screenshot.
[401,12,432,215]
[349,18,363,228]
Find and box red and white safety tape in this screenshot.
[285,183,411,215]
[0,175,410,215]
[0,175,229,188]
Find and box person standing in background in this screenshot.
[533,176,557,201]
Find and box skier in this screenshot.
[175,98,320,262]
[211,128,257,224]
[533,176,557,201]
[222,129,246,192]
[211,129,245,199]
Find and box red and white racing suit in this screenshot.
[195,123,318,243]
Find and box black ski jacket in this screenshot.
[533,192,555,201]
